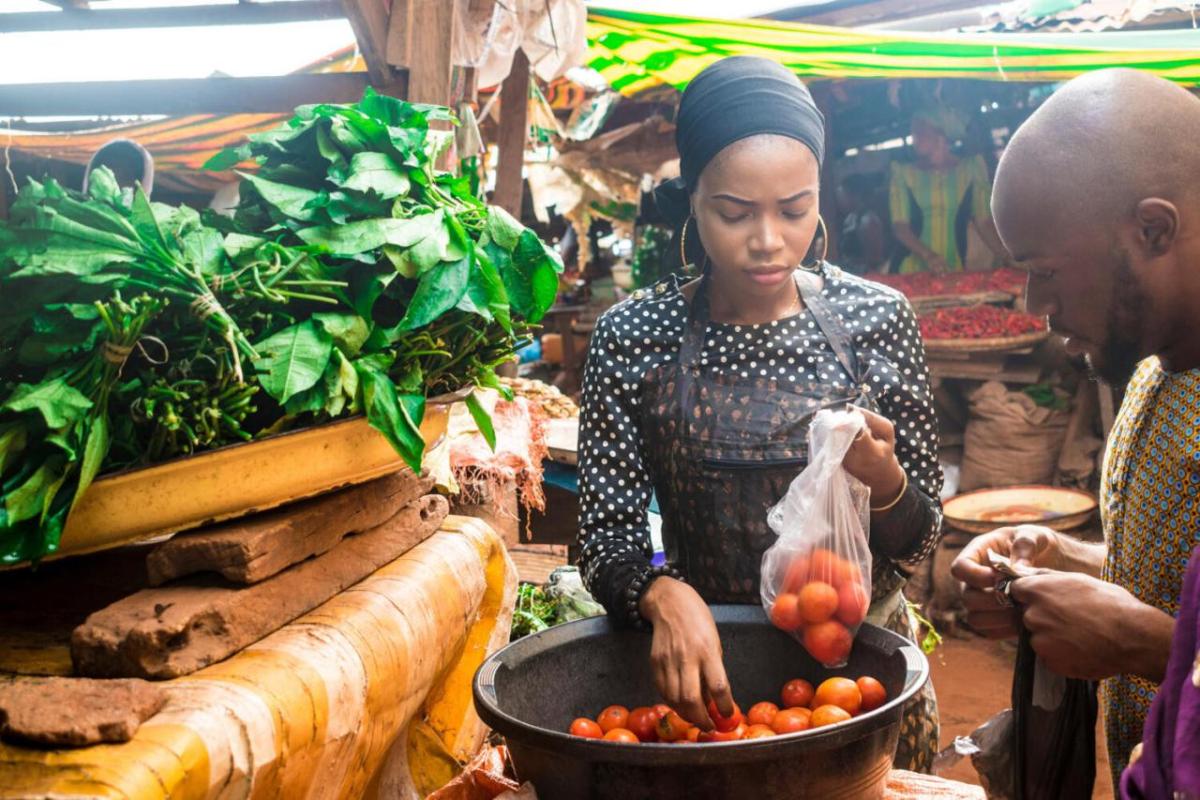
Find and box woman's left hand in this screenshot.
[842,408,906,511]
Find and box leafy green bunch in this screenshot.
[0,89,562,565]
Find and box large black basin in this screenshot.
[473,605,929,800]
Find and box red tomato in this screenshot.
[808,549,840,584]
[804,620,853,666]
[780,678,815,709]
[744,723,776,739]
[857,677,888,712]
[746,701,779,727]
[770,707,812,734]
[836,581,870,627]
[798,581,839,624]
[602,727,639,743]
[770,593,804,630]
[813,677,862,716]
[626,706,660,742]
[569,718,604,738]
[706,699,743,733]
[697,723,747,743]
[686,726,701,743]
[783,555,810,593]
[596,705,630,733]
[653,704,674,719]
[832,559,863,589]
[656,710,690,742]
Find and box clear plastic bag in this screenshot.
[761,409,872,667]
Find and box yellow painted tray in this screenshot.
[47,401,456,564]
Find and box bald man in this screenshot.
[952,68,1200,784]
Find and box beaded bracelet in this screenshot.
[624,564,685,629]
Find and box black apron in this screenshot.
[638,266,938,770]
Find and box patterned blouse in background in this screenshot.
[889,155,992,274]
[1102,357,1200,787]
[576,266,945,617]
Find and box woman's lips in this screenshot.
[746,266,792,286]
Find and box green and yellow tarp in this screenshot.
[586,7,1200,94]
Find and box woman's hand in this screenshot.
[638,577,735,731]
[842,408,905,510]
[949,525,1063,639]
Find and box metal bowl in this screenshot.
[473,605,929,800]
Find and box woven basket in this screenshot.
[923,329,1051,353]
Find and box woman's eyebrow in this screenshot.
[709,190,815,206]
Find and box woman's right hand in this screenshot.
[639,577,735,731]
[950,525,1062,639]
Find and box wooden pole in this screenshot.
[400,0,457,105]
[493,49,530,218]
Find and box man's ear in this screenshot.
[1133,198,1179,257]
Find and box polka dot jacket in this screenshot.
[576,265,945,619]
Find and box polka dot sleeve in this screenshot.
[861,296,945,565]
[575,310,657,618]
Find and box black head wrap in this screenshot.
[654,56,826,228]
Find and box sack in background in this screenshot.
[761,409,873,668]
[960,382,1070,491]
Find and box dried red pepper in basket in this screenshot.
[873,268,1026,299]
[918,306,1047,340]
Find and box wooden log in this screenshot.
[145,470,433,586]
[71,495,448,680]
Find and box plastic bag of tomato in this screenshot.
[760,410,873,668]
[565,675,888,743]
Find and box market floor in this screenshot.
[931,633,1115,799]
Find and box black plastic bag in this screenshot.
[1012,628,1098,800]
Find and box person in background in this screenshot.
[837,173,887,275]
[82,138,154,198]
[888,106,1007,273]
[951,68,1200,786]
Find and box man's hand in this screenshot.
[1010,572,1174,683]
[950,525,1063,638]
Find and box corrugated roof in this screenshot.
[978,0,1199,33]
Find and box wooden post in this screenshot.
[0,175,9,221]
[398,0,457,105]
[493,49,530,218]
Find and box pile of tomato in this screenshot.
[873,268,1026,299]
[566,675,888,744]
[767,548,869,666]
[917,305,1047,340]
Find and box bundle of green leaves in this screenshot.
[0,89,562,566]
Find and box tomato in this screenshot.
[808,549,840,583]
[783,555,810,592]
[626,706,660,742]
[656,710,690,742]
[597,705,630,733]
[798,581,839,624]
[569,718,604,738]
[770,707,812,734]
[746,701,779,727]
[780,678,814,709]
[744,723,775,739]
[697,723,747,743]
[803,620,853,666]
[810,704,852,728]
[832,559,863,589]
[836,580,869,628]
[813,677,862,715]
[769,593,804,630]
[857,677,888,712]
[653,704,674,718]
[706,699,743,733]
[602,727,639,743]
[686,726,701,743]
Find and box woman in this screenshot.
[888,105,1007,274]
[576,57,944,770]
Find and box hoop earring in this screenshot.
[800,214,829,272]
[679,213,694,270]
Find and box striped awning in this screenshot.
[587,7,1200,93]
